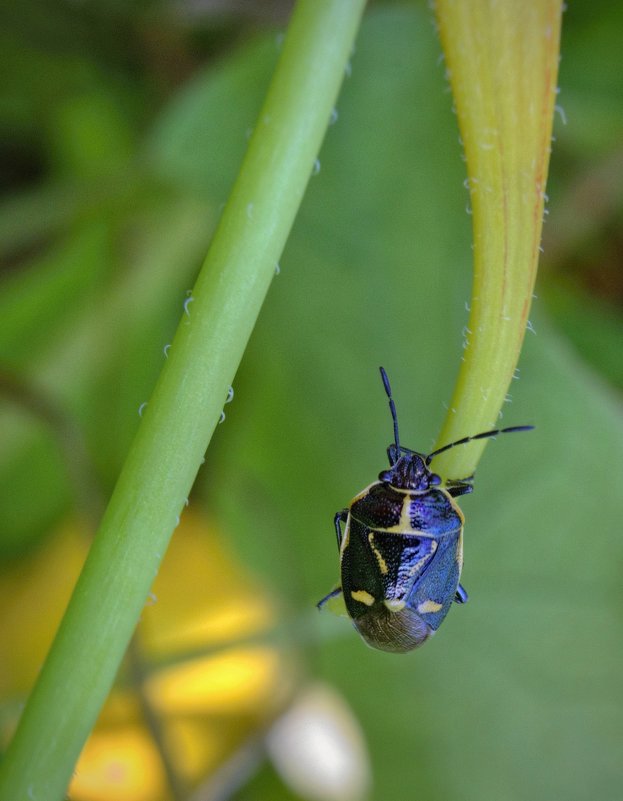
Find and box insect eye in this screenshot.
[430,473,441,485]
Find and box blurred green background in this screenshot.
[1,1,622,800]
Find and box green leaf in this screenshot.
[542,278,623,389]
[0,196,212,552]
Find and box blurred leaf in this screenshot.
[0,415,71,555]
[48,93,136,179]
[147,36,281,199]
[0,194,212,552]
[541,0,623,393]
[542,278,623,389]
[554,2,623,155]
[0,222,113,364]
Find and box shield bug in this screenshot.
[319,367,533,653]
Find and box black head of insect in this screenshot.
[377,366,533,490]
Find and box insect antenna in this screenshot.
[379,367,401,455]
[426,425,534,464]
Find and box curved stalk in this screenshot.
[432,0,563,479]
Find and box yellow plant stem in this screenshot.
[433,0,562,480]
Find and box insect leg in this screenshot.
[317,586,343,610]
[454,584,469,603]
[447,472,474,484]
[334,509,348,548]
[446,481,473,498]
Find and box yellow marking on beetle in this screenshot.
[447,492,465,525]
[349,481,384,504]
[339,517,351,556]
[368,532,389,575]
[351,589,375,606]
[383,495,415,533]
[456,529,464,569]
[417,599,443,614]
[384,598,406,612]
[400,496,414,531]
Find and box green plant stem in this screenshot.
[0,2,366,798]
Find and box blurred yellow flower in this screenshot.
[0,512,293,800]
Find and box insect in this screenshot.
[318,367,533,653]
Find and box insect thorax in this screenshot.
[349,482,463,536]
